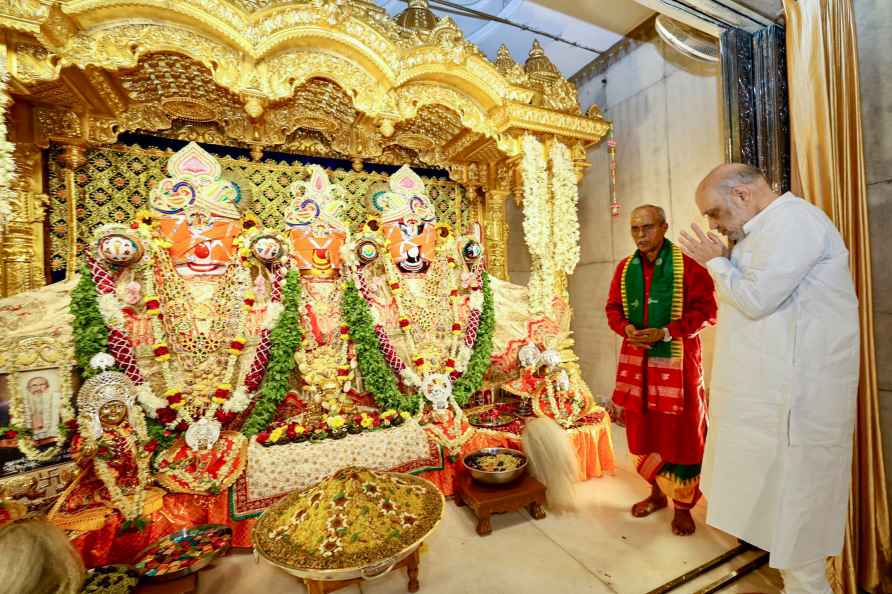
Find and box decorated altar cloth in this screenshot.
[213,406,615,549]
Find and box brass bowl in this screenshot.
[462,447,528,485]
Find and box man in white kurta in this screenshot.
[679,163,859,594]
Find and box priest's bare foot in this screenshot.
[671,508,696,536]
[631,485,668,518]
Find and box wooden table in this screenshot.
[302,547,420,594]
[454,473,546,536]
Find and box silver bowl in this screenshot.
[462,447,528,485]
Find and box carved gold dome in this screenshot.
[494,45,518,74]
[524,40,561,83]
[396,0,438,31]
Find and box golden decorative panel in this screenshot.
[45,142,475,275]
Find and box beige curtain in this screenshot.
[784,0,892,592]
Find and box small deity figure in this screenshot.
[509,342,591,428]
[49,355,162,533]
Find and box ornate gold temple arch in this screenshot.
[0,0,610,296]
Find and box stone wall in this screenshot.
[854,0,892,510]
[555,24,725,401]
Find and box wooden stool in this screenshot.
[302,547,420,594]
[134,574,197,594]
[454,473,547,536]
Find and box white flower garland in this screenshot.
[520,135,553,314]
[549,141,581,275]
[0,63,17,229]
[8,366,76,461]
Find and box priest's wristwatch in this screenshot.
[662,328,672,342]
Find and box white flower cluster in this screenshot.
[549,141,581,275]
[520,135,553,315]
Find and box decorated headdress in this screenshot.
[368,165,436,225]
[149,142,242,220]
[77,354,139,439]
[285,165,348,233]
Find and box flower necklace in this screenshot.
[7,365,75,462]
[93,423,151,521]
[412,394,474,457]
[361,250,483,393]
[142,244,254,432]
[532,371,583,429]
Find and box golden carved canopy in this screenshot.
[0,0,610,295]
[2,0,608,163]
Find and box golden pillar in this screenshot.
[483,188,510,281]
[1,144,49,297]
[57,144,87,279]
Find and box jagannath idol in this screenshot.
[338,166,493,450]
[284,165,356,420]
[83,142,290,496]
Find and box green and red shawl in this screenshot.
[613,240,685,415]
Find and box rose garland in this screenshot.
[341,271,495,412]
[520,135,553,314]
[70,271,178,451]
[0,63,16,229]
[241,269,303,437]
[549,140,581,275]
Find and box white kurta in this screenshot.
[701,193,859,569]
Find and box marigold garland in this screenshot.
[342,272,495,411]
[241,269,303,437]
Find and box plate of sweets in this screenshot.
[82,564,140,594]
[467,409,516,428]
[133,524,232,581]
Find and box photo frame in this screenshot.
[0,365,76,477]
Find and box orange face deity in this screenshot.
[149,143,244,278]
[285,166,348,277]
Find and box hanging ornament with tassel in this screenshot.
[607,126,619,218]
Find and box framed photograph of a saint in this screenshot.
[16,368,64,440]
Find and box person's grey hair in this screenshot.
[632,204,667,225]
[715,164,768,196]
[0,519,85,594]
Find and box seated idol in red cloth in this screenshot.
[606,204,717,536]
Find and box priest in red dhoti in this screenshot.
[606,205,717,535]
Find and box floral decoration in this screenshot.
[549,140,581,275]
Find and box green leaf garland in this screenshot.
[342,271,495,411]
[452,271,495,406]
[70,268,111,379]
[342,279,414,411]
[241,269,303,436]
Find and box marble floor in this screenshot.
[196,429,784,594]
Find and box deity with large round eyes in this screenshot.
[148,142,245,279]
[368,166,438,274]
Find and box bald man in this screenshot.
[679,164,859,594]
[606,205,717,536]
